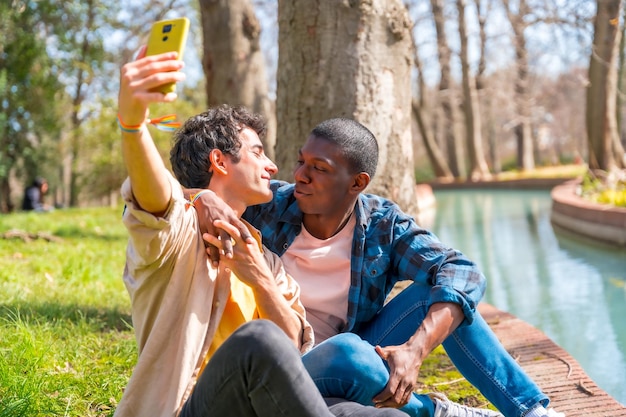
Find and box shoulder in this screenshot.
[270,180,295,200]
[359,193,409,221]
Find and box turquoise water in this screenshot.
[428,189,626,406]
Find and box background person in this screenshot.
[22,177,53,212]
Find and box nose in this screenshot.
[293,163,309,183]
[266,159,278,176]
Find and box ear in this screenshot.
[209,149,228,176]
[350,172,370,194]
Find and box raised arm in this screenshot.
[118,47,185,215]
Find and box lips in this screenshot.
[294,188,310,198]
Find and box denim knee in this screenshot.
[303,333,388,384]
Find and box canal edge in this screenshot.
[478,302,626,416]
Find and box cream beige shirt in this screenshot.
[113,172,313,417]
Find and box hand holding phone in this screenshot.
[145,17,190,94]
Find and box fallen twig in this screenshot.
[576,379,595,396]
[542,351,573,379]
[431,377,466,387]
[1,229,63,243]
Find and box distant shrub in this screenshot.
[580,169,626,208]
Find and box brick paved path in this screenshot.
[479,303,626,417]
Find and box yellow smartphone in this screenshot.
[145,17,190,94]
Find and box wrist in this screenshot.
[190,189,214,206]
[117,114,145,133]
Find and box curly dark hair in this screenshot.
[170,104,266,188]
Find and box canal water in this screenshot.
[427,189,626,406]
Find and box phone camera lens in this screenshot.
[162,24,172,33]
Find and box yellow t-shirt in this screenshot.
[199,274,257,375]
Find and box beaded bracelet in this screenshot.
[117,113,182,133]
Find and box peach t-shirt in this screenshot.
[281,213,355,343]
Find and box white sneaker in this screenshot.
[543,409,565,417]
[430,393,503,417]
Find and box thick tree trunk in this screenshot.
[457,0,490,181]
[199,0,276,160]
[276,0,418,213]
[586,0,623,171]
[431,0,465,179]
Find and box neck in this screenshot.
[303,210,353,240]
[210,186,245,218]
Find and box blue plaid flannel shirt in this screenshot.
[243,180,486,333]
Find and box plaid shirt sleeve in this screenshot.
[348,194,486,331]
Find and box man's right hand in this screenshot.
[189,189,253,265]
[118,47,184,126]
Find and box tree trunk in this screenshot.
[0,177,13,213]
[503,0,535,171]
[431,0,465,179]
[485,95,501,173]
[615,7,626,168]
[474,0,500,173]
[457,0,490,181]
[586,0,622,171]
[199,0,276,160]
[412,102,453,180]
[412,33,452,180]
[276,0,418,214]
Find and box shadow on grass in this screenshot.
[53,225,127,242]
[0,301,132,333]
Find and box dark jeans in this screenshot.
[179,320,406,417]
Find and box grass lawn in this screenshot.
[0,206,491,416]
[0,207,134,416]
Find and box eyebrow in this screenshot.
[298,149,334,166]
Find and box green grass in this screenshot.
[0,207,134,417]
[0,207,492,416]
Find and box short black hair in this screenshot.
[33,177,47,188]
[170,105,266,188]
[310,118,378,179]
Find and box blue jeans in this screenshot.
[180,320,407,417]
[302,283,549,417]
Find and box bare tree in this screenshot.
[430,0,466,179]
[502,0,535,171]
[615,2,626,166]
[412,49,454,180]
[473,0,502,173]
[407,2,453,181]
[199,0,276,160]
[586,0,625,171]
[457,0,491,181]
[275,0,418,213]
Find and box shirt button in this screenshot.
[283,243,288,249]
